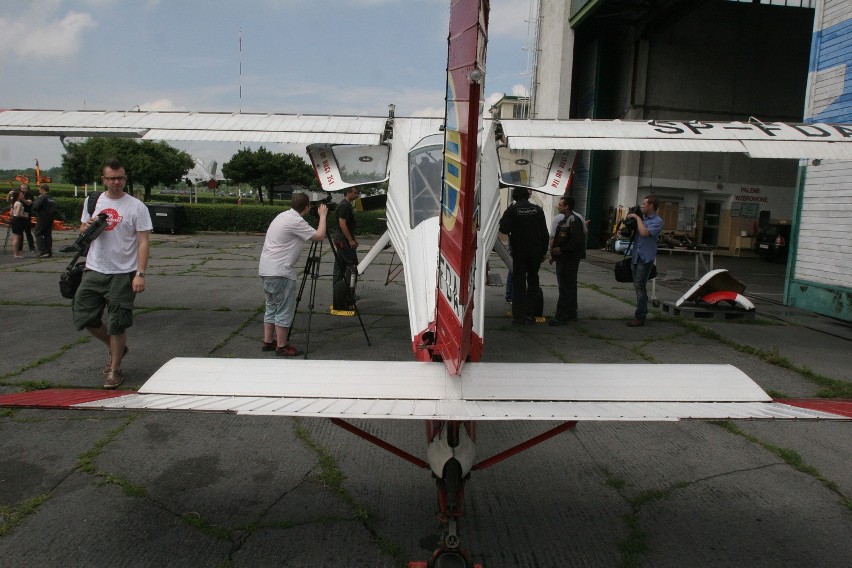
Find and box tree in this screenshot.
[62,138,138,189]
[127,141,194,201]
[61,138,193,200]
[223,147,316,204]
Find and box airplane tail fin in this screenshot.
[433,0,489,376]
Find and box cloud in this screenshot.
[0,4,96,63]
[489,0,534,40]
[510,84,529,97]
[139,99,188,112]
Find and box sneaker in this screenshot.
[103,369,125,389]
[261,341,276,352]
[548,318,567,326]
[39,253,52,258]
[275,345,303,357]
[626,319,645,327]
[103,346,129,375]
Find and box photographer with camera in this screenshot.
[73,158,153,389]
[625,195,663,327]
[258,193,328,357]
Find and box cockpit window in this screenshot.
[409,142,443,228]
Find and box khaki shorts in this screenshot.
[72,270,136,335]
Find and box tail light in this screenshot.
[775,234,785,246]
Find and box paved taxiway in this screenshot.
[1,230,850,567]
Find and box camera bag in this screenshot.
[59,257,86,299]
[614,257,633,283]
[58,193,102,299]
[613,235,657,282]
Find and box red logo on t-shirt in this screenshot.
[100,208,124,231]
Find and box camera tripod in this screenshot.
[292,233,371,358]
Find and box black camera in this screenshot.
[308,195,332,218]
[618,206,641,238]
[74,213,109,253]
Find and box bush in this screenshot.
[53,196,388,235]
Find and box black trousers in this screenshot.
[332,241,358,286]
[23,217,34,250]
[35,215,54,255]
[511,254,543,323]
[554,257,580,320]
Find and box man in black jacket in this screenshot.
[499,186,549,325]
[548,195,586,325]
[32,184,56,258]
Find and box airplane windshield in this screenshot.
[409,142,443,228]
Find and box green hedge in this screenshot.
[53,197,388,235]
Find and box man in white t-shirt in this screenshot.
[73,158,153,389]
[259,193,328,356]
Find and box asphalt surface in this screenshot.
[1,229,850,567]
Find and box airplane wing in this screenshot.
[497,118,852,159]
[0,109,390,145]
[62,358,848,421]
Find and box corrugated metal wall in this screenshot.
[789,0,852,320]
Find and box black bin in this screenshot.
[147,204,183,234]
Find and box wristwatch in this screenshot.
[136,272,145,277]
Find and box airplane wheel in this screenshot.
[652,299,660,308]
[433,552,468,568]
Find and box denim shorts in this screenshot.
[262,276,297,328]
[72,270,136,335]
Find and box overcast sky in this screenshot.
[0,0,536,172]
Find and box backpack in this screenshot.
[86,191,103,216]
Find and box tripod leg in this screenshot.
[292,238,322,358]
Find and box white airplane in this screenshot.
[1,1,851,565]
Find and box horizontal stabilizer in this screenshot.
[70,359,848,422]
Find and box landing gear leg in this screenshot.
[408,421,482,568]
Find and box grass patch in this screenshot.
[291,419,409,565]
[0,336,90,384]
[618,512,648,568]
[0,494,50,537]
[181,511,232,540]
[292,420,369,520]
[712,421,850,512]
[75,416,134,473]
[677,321,852,398]
[209,311,258,354]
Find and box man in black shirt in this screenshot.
[499,186,549,325]
[32,184,56,258]
[332,187,360,309]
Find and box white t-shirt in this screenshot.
[82,192,153,274]
[258,209,318,279]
